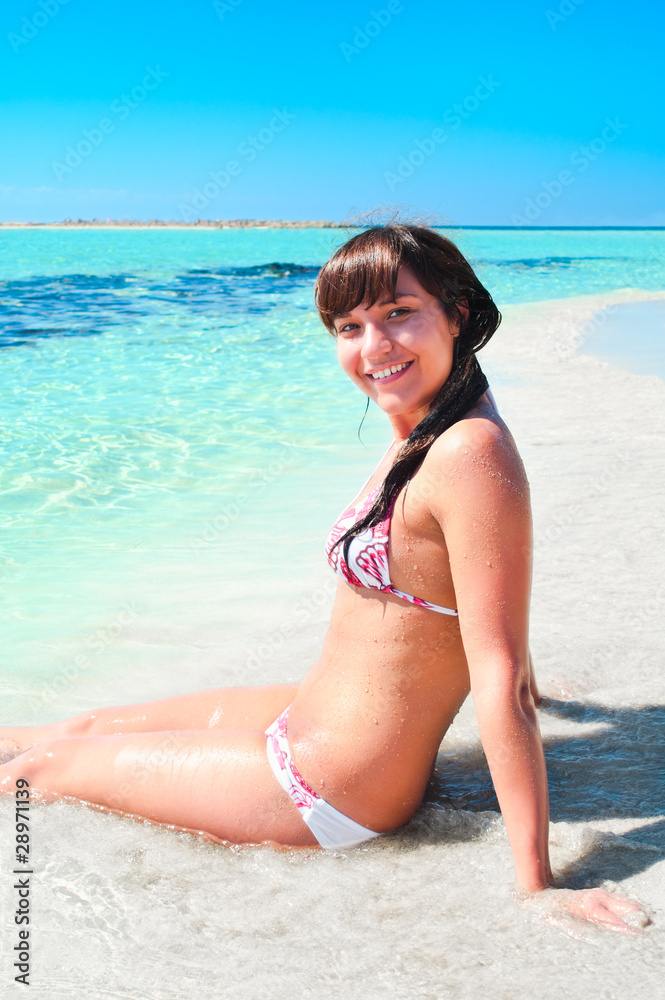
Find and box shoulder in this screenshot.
[423,403,525,481]
[416,406,530,520]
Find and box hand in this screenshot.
[523,886,651,936]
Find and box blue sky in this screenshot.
[1,0,663,224]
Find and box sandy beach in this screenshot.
[1,286,663,999]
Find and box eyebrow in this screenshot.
[334,290,419,319]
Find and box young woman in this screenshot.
[0,224,646,932]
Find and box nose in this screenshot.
[360,320,392,361]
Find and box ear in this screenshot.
[451,300,469,336]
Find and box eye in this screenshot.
[387,307,411,319]
[335,321,361,337]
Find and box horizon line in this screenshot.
[1,220,664,231]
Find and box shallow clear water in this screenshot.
[1,229,664,998]
[581,299,665,379]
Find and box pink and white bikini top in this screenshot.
[326,392,497,615]
[325,470,458,617]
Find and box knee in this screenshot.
[52,712,96,740]
[0,741,66,798]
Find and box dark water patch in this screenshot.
[0,327,106,350]
[0,263,320,349]
[477,256,613,269]
[148,262,320,315]
[191,262,320,278]
[0,273,144,348]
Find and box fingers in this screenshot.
[581,888,644,915]
[603,895,644,915]
[523,887,652,937]
[571,890,651,934]
[586,902,636,932]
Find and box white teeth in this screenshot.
[370,362,409,380]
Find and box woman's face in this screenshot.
[333,265,462,432]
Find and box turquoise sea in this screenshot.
[1,227,664,721]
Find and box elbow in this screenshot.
[472,661,537,722]
[518,679,538,723]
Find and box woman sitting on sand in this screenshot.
[1,224,647,932]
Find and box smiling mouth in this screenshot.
[367,361,413,381]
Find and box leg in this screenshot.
[0,727,319,847]
[0,683,298,752]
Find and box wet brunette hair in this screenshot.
[315,223,501,560]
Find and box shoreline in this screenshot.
[484,287,665,399]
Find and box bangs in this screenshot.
[314,223,501,355]
[314,229,404,332]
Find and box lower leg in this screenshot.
[1,683,298,751]
[0,727,318,847]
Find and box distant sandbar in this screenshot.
[0,219,348,229]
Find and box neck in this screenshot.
[388,405,430,443]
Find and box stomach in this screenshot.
[286,581,471,830]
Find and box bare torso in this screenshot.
[288,395,503,831]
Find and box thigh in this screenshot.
[91,683,299,734]
[1,727,319,847]
[1,683,299,746]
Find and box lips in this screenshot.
[366,360,413,384]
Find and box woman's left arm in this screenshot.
[426,417,649,930]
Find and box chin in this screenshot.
[373,393,418,415]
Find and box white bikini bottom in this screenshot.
[265,705,381,850]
